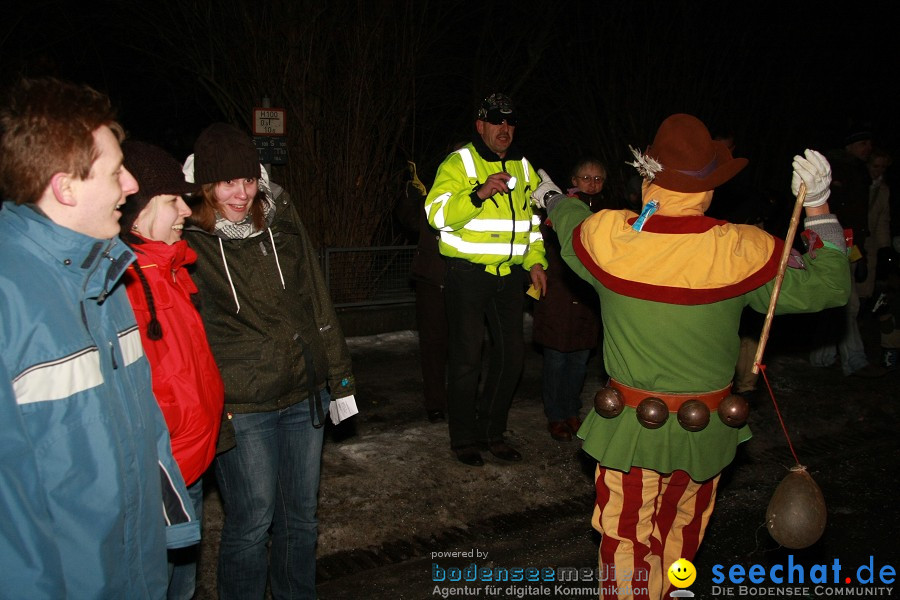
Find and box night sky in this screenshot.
[2,1,897,202]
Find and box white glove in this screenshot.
[791,149,831,207]
[531,169,562,209]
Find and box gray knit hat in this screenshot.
[192,123,261,185]
[120,140,200,234]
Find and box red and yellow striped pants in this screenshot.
[592,466,720,600]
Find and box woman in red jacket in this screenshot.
[119,140,225,600]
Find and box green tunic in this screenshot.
[549,196,851,480]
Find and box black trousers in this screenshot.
[414,280,448,412]
[444,259,525,448]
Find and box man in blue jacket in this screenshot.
[0,77,200,599]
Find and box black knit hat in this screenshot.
[193,122,261,184]
[120,140,200,234]
[843,120,873,146]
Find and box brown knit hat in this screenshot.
[192,122,261,185]
[120,140,200,234]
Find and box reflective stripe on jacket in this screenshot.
[425,143,547,276]
[0,203,199,599]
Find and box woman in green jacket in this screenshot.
[182,123,356,600]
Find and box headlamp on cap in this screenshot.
[477,93,517,126]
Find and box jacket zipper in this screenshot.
[501,159,515,270]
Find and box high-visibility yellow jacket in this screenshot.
[425,141,547,276]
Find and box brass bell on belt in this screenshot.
[717,394,749,427]
[636,397,668,429]
[676,399,710,432]
[593,387,625,418]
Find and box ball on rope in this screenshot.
[766,465,827,549]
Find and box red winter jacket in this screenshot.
[123,237,224,485]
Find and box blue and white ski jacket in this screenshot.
[0,203,200,599]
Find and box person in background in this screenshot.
[425,93,548,467]
[859,147,893,300]
[809,123,885,377]
[0,77,199,599]
[532,113,851,600]
[532,158,604,441]
[866,147,898,369]
[873,256,900,370]
[706,131,770,398]
[399,158,450,423]
[566,157,623,381]
[567,157,618,212]
[182,123,357,599]
[625,174,644,213]
[119,140,225,600]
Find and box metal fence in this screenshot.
[321,246,416,308]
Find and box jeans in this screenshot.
[444,260,525,447]
[215,391,330,600]
[542,347,589,422]
[167,479,204,600]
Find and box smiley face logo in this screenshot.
[667,558,696,588]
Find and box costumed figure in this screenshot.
[531,114,851,600]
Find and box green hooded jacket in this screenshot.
[184,183,354,449]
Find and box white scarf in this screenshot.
[213,193,275,240]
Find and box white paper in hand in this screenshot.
[329,395,359,425]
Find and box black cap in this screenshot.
[476,93,517,125]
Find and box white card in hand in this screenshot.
[329,395,359,425]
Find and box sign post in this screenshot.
[252,106,287,166]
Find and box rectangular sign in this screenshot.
[253,136,288,165]
[253,108,286,136]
